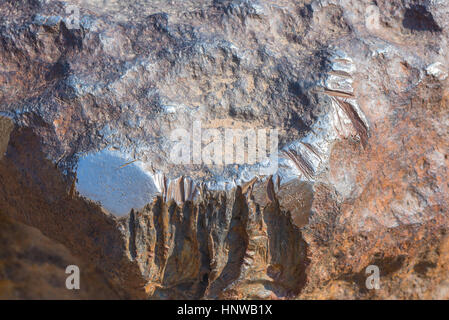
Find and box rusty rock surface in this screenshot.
[0,0,448,299]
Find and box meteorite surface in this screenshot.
[1,0,448,300]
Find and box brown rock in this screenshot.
[0,0,448,300]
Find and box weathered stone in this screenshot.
[0,0,448,300]
[0,210,119,299]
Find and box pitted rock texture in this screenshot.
[121,189,308,299]
[0,0,449,299]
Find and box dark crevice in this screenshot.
[403,5,442,32]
